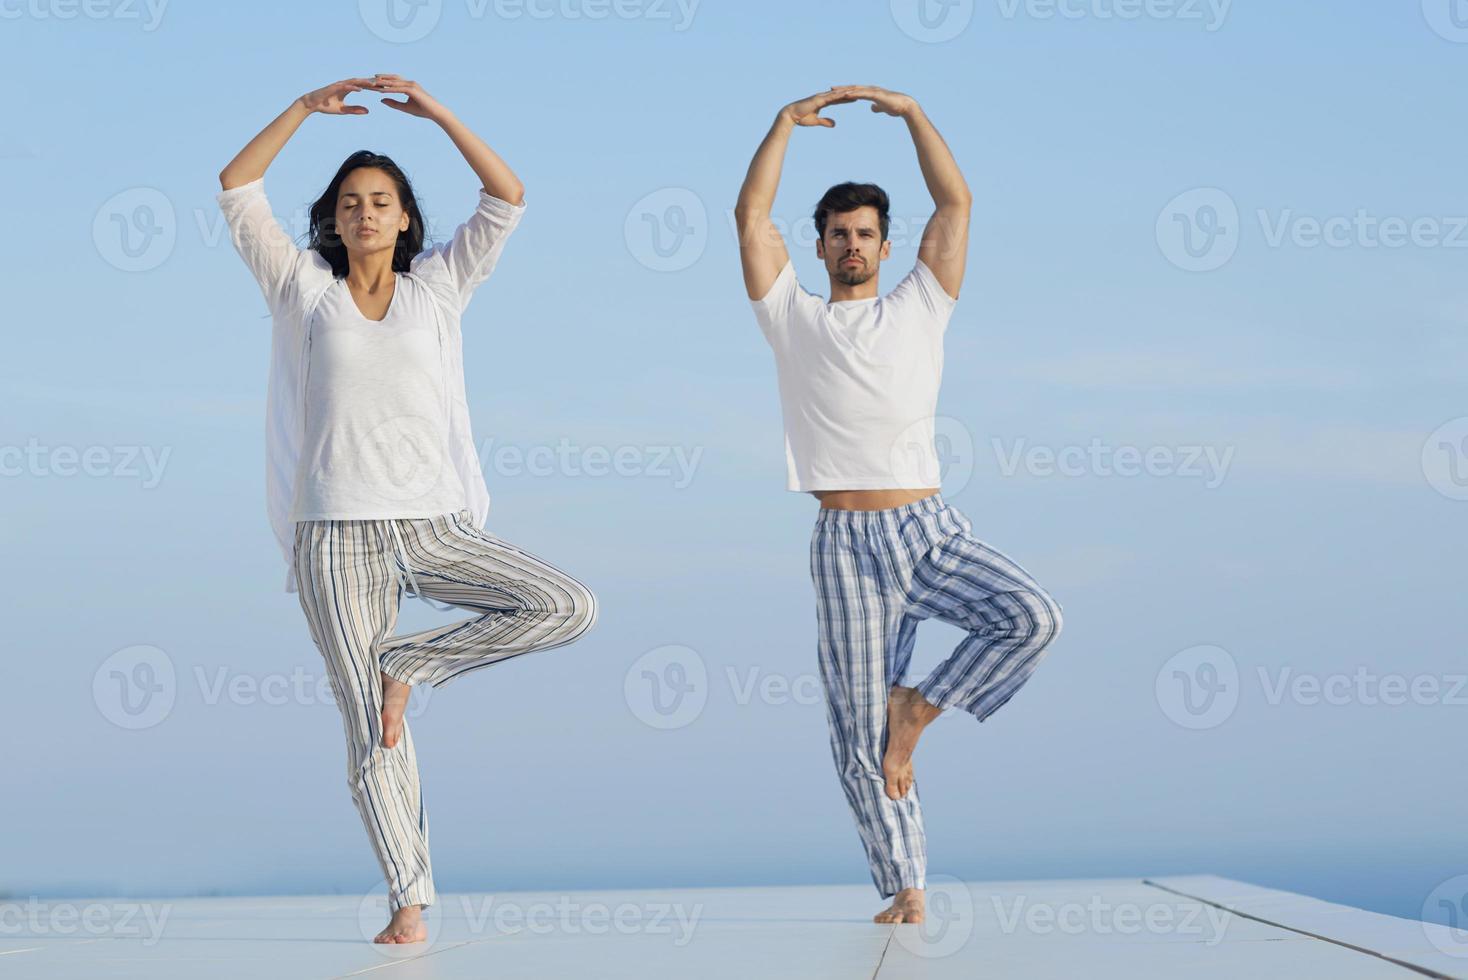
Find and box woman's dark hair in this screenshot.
[813,182,891,243]
[307,150,426,278]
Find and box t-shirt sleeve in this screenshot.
[748,259,801,345]
[215,176,304,313]
[887,258,959,331]
[417,189,526,313]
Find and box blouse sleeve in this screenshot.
[215,176,305,313]
[418,189,527,313]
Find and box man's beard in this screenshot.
[833,258,875,287]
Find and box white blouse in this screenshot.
[291,272,467,522]
[215,175,526,592]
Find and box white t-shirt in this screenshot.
[750,258,958,492]
[290,274,466,520]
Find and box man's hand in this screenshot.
[837,85,919,119]
[298,78,374,116]
[780,87,860,128]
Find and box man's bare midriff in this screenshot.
[813,488,940,511]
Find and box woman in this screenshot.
[216,75,598,944]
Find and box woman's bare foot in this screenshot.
[375,904,427,943]
[875,887,925,923]
[380,671,412,749]
[883,686,942,800]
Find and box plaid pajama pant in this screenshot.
[292,508,598,911]
[810,493,1064,898]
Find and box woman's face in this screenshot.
[335,168,410,261]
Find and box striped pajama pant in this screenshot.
[809,493,1064,898]
[292,508,598,912]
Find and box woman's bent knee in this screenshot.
[561,579,598,635]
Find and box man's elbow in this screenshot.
[734,201,777,241]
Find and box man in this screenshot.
[735,85,1066,925]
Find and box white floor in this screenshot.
[2,874,1461,979]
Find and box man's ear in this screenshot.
[879,238,892,260]
[815,238,826,259]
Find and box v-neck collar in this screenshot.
[344,272,399,323]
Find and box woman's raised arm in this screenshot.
[219,79,371,189]
[368,73,528,310]
[369,73,524,206]
[215,80,375,311]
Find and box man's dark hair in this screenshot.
[813,182,890,243]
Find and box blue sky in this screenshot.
[4,0,1464,927]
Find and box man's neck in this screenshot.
[828,277,880,302]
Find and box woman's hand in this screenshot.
[298,78,373,116]
[369,74,450,122]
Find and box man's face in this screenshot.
[816,205,890,287]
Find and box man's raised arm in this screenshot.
[845,86,971,300]
[735,88,857,300]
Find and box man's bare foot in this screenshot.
[375,904,427,943]
[874,887,925,923]
[883,686,942,800]
[380,671,411,749]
